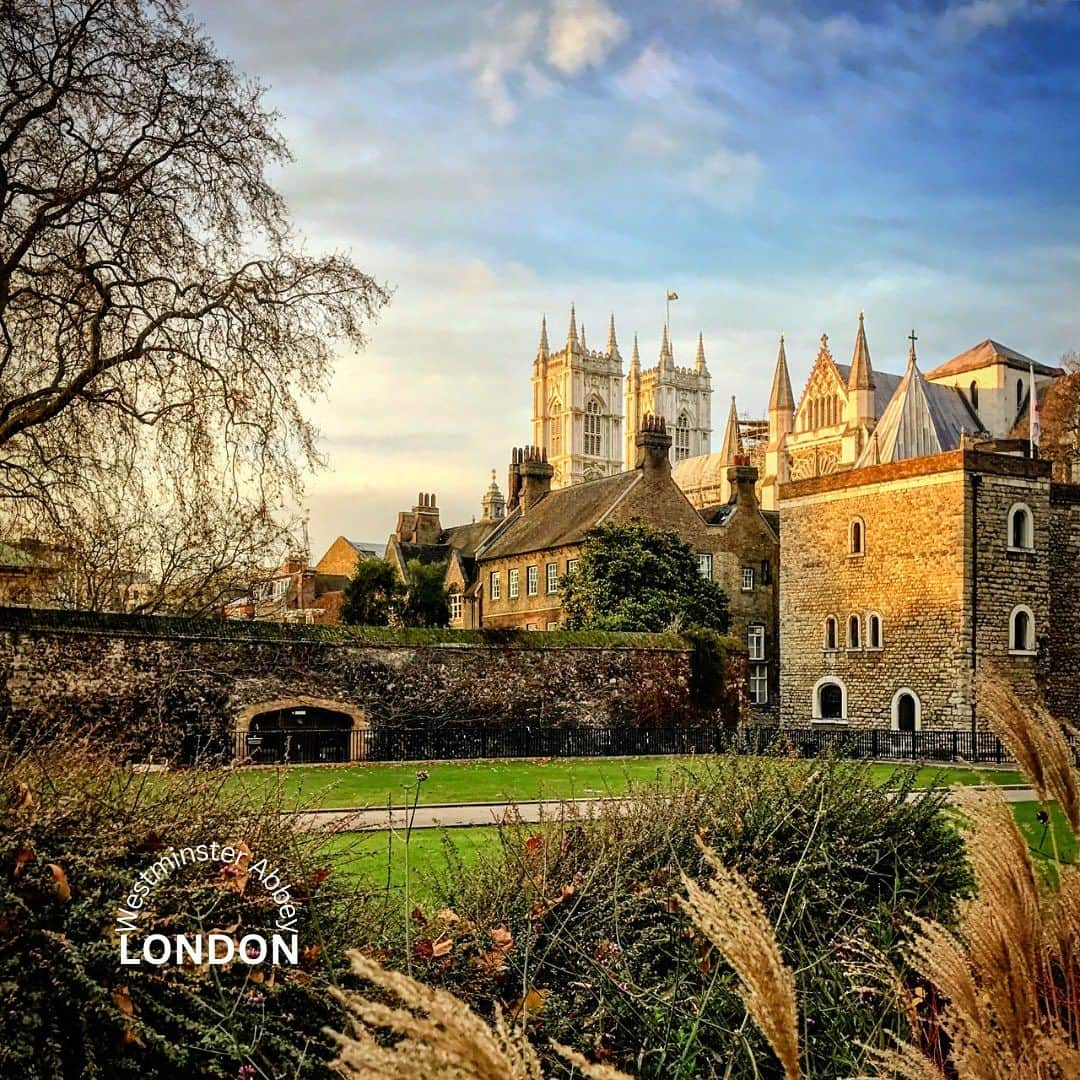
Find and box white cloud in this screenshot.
[618,44,679,99]
[686,147,763,209]
[547,0,627,75]
[463,8,544,125]
[626,122,679,157]
[942,0,1058,37]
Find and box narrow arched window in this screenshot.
[848,614,861,650]
[1010,606,1034,653]
[1017,378,1024,412]
[674,412,691,461]
[868,613,882,649]
[1008,503,1033,550]
[849,518,865,556]
[969,381,979,411]
[825,616,838,651]
[584,398,603,457]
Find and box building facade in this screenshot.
[474,419,780,717]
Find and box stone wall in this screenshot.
[0,614,699,757]
[779,449,1075,731]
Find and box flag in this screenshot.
[666,290,679,301]
[1030,362,1041,448]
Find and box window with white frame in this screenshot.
[546,621,559,631]
[546,562,558,593]
[584,398,603,457]
[848,613,861,650]
[698,553,713,580]
[566,558,579,575]
[747,624,766,661]
[508,568,519,599]
[448,591,462,622]
[867,612,883,650]
[1008,502,1034,551]
[741,567,754,591]
[750,665,768,705]
[674,413,691,461]
[1010,605,1035,653]
[525,623,538,630]
[814,678,846,721]
[489,571,501,600]
[526,565,538,596]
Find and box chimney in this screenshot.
[635,414,673,475]
[727,455,759,510]
[518,445,554,512]
[506,447,523,513]
[412,492,442,544]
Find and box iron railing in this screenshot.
[179,724,1080,767]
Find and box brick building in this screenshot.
[475,418,780,717]
[779,338,1079,731]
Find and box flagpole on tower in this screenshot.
[666,289,679,337]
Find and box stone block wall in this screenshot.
[1048,483,1080,719]
[0,616,699,757]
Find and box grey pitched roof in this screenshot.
[345,539,381,557]
[856,355,981,467]
[926,339,1063,380]
[835,364,902,418]
[477,472,640,559]
[440,520,499,558]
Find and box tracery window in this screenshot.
[584,398,603,457]
[674,412,691,461]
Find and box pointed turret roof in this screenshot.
[718,395,743,465]
[694,332,708,375]
[537,315,549,359]
[567,304,579,353]
[630,333,640,374]
[855,331,978,467]
[768,333,795,413]
[847,311,875,390]
[660,323,673,370]
[580,323,587,352]
[606,313,619,358]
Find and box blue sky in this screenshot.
[187,0,1080,555]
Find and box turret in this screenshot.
[718,395,743,465]
[536,315,549,363]
[481,469,506,521]
[694,332,709,376]
[567,304,580,356]
[847,311,876,427]
[660,323,673,372]
[768,332,795,442]
[606,313,620,360]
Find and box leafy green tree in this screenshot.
[561,523,730,633]
[341,558,402,626]
[400,559,451,628]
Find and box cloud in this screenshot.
[942,0,1065,37]
[686,147,763,209]
[618,44,679,99]
[463,8,545,125]
[547,0,627,75]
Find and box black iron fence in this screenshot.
[179,724,1080,768]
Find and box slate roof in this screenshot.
[834,364,902,418]
[856,357,981,467]
[440,520,499,558]
[477,472,640,559]
[925,339,1064,380]
[345,539,381,558]
[701,501,780,538]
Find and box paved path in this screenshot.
[293,785,1040,832]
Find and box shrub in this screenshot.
[396,756,971,1078]
[0,733,384,1078]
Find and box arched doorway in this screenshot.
[891,689,921,733]
[813,677,846,722]
[236,697,367,764]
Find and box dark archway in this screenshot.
[241,700,362,763]
[819,683,843,720]
[896,693,917,732]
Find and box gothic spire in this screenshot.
[580,322,587,352]
[660,322,673,370]
[537,315,549,360]
[606,313,619,358]
[694,331,708,375]
[630,333,640,374]
[719,395,743,465]
[567,304,578,353]
[768,332,795,413]
[847,310,875,390]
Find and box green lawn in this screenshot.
[320,800,1070,906]
[222,757,1024,811]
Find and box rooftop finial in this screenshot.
[907,328,918,370]
[606,312,619,358]
[567,303,578,352]
[660,322,673,369]
[537,314,549,358]
[630,333,640,372]
[694,331,707,374]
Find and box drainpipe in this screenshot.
[970,472,980,738]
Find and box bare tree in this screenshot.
[0,0,390,608]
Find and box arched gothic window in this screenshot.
[867,612,883,650]
[674,412,691,461]
[549,399,562,457]
[584,398,603,457]
[1010,605,1035,654]
[1008,503,1034,550]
